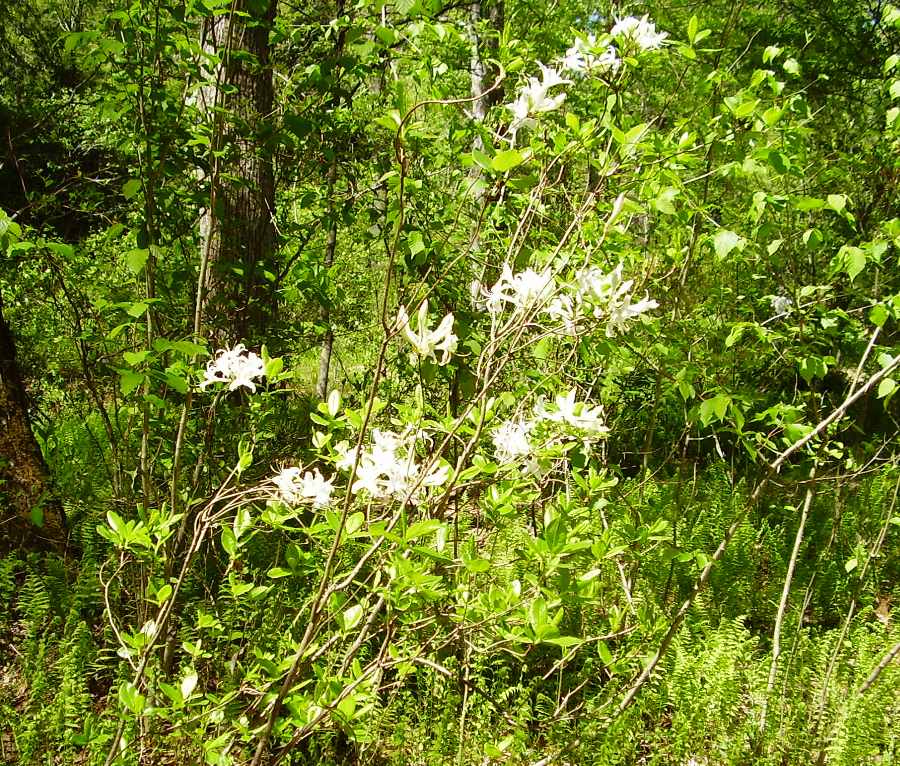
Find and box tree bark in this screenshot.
[0,290,67,552]
[197,0,277,344]
[315,162,339,400]
[468,0,503,157]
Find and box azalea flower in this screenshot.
[474,263,556,315]
[606,293,660,336]
[506,63,571,137]
[298,468,334,507]
[271,466,334,507]
[340,428,449,502]
[536,389,609,435]
[610,15,668,52]
[769,294,793,318]
[540,263,658,336]
[573,263,658,336]
[199,343,266,392]
[272,466,303,504]
[492,419,534,463]
[396,299,457,365]
[561,35,621,75]
[545,294,580,335]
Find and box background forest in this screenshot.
[1,0,900,764]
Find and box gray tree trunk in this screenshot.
[197,0,277,344]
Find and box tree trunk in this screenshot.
[197,0,277,345]
[315,162,339,400]
[468,0,504,156]
[313,0,348,399]
[0,290,67,552]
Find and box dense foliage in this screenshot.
[1,1,899,764]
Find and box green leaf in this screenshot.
[699,394,730,426]
[164,373,188,394]
[762,106,783,126]
[869,304,889,327]
[221,527,238,558]
[405,519,442,541]
[118,369,144,396]
[126,302,149,318]
[119,682,145,714]
[125,248,149,274]
[345,511,365,536]
[799,356,828,384]
[472,148,493,172]
[826,194,847,213]
[783,58,800,75]
[877,378,897,400]
[491,149,526,172]
[341,604,364,631]
[123,350,150,366]
[122,179,142,199]
[687,14,699,44]
[653,187,679,215]
[713,230,743,260]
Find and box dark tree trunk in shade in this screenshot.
[0,292,67,552]
[198,0,277,345]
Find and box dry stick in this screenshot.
[614,353,900,716]
[758,464,817,739]
[858,640,900,694]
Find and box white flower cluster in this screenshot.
[535,389,609,435]
[336,428,449,502]
[396,299,457,365]
[506,63,572,136]
[769,294,793,319]
[272,466,334,508]
[471,263,555,315]
[505,16,667,141]
[561,34,621,76]
[492,389,610,469]
[610,15,668,52]
[548,262,660,338]
[473,261,658,338]
[198,344,266,392]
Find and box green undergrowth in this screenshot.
[1,465,897,766]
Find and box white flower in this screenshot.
[199,344,266,392]
[342,428,448,502]
[606,293,659,336]
[475,263,556,315]
[610,15,668,51]
[769,294,793,318]
[273,466,303,504]
[492,419,534,463]
[545,294,580,335]
[561,35,621,75]
[272,466,334,507]
[397,299,457,365]
[506,63,571,136]
[568,263,658,336]
[299,468,334,507]
[536,389,609,435]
